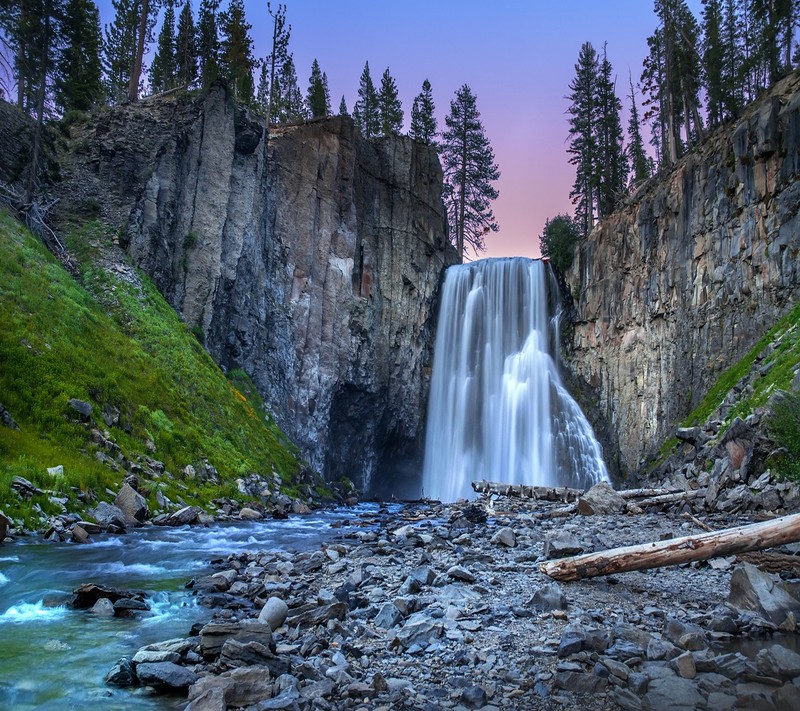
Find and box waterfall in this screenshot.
[422,258,608,502]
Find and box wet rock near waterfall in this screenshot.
[89,502,127,531]
[71,583,148,610]
[104,657,135,686]
[544,530,585,558]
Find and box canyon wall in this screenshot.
[567,71,800,475]
[60,84,453,492]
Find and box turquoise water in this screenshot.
[0,507,378,710]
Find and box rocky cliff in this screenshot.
[58,84,453,493]
[567,71,800,476]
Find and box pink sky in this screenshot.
[99,0,703,258]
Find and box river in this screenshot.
[0,505,383,710]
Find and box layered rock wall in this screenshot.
[567,71,800,474]
[61,85,452,491]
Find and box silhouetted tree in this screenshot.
[540,214,581,274]
[55,0,103,112]
[353,61,379,138]
[150,2,176,93]
[378,66,402,136]
[410,78,437,145]
[175,0,197,86]
[440,84,500,260]
[219,0,255,103]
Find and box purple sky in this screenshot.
[100,0,703,258]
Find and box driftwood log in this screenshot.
[471,481,583,502]
[541,512,800,581]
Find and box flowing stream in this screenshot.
[0,506,380,710]
[423,258,608,502]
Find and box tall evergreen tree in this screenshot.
[627,74,653,185]
[567,41,600,237]
[354,61,379,138]
[128,0,159,102]
[702,0,725,126]
[596,44,628,217]
[265,2,290,125]
[275,55,303,121]
[378,66,403,136]
[150,2,176,93]
[306,58,329,118]
[440,84,500,260]
[55,0,103,112]
[219,0,254,103]
[409,78,437,145]
[196,0,219,87]
[104,0,138,103]
[720,0,745,117]
[338,95,348,116]
[175,0,197,86]
[255,62,268,114]
[641,27,669,167]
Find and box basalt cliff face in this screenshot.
[567,71,800,475]
[59,85,453,492]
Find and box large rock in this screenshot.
[135,661,198,689]
[0,509,9,541]
[566,71,800,474]
[728,562,800,625]
[89,502,127,530]
[578,481,626,515]
[65,87,453,495]
[114,483,148,526]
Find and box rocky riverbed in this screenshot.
[99,494,800,711]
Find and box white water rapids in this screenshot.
[422,258,608,502]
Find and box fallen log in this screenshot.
[634,490,704,508]
[618,488,678,499]
[471,481,583,502]
[540,512,800,581]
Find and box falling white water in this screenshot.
[422,258,608,502]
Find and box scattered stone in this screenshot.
[544,531,584,558]
[755,644,800,678]
[258,596,289,631]
[491,527,516,547]
[374,602,403,629]
[89,502,127,530]
[530,582,567,612]
[163,506,203,526]
[0,402,19,430]
[239,507,262,520]
[447,565,476,582]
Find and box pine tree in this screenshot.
[354,61,379,138]
[721,0,744,117]
[265,2,290,125]
[219,0,255,103]
[440,84,500,260]
[275,56,303,122]
[104,0,138,103]
[627,74,653,186]
[378,66,403,136]
[409,78,437,145]
[306,58,329,118]
[338,95,348,116]
[596,44,628,217]
[175,0,197,87]
[255,62,268,114]
[567,41,600,237]
[702,0,725,126]
[128,0,158,102]
[55,0,103,112]
[641,27,669,168]
[197,0,219,87]
[150,2,176,93]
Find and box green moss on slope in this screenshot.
[0,211,300,526]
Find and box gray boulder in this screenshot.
[114,482,149,526]
[90,502,127,530]
[104,657,134,686]
[374,602,403,629]
[530,582,567,612]
[729,562,800,626]
[135,661,198,689]
[756,644,800,678]
[544,531,584,558]
[578,481,626,515]
[67,398,92,420]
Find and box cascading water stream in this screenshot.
[422,258,608,502]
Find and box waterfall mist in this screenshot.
[422,258,608,502]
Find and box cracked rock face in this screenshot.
[63,85,453,493]
[567,71,800,474]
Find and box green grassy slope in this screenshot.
[0,210,300,527]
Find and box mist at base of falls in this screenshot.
[422,258,608,502]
